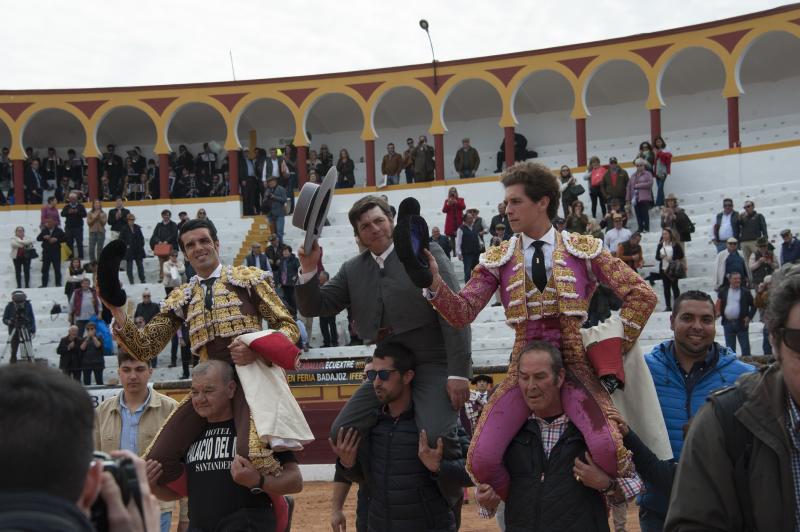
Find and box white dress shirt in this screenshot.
[724,287,742,321]
[604,227,632,253]
[521,226,556,283]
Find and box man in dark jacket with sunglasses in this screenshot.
[666,271,800,531]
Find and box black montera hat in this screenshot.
[393,197,432,289]
[96,239,128,307]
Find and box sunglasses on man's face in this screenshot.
[779,328,800,353]
[365,369,399,382]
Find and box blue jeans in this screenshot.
[160,511,172,532]
[655,176,666,207]
[723,320,751,357]
[269,214,285,244]
[386,174,399,185]
[639,507,665,532]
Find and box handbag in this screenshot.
[567,184,586,197]
[23,246,38,260]
[666,259,687,279]
[153,243,172,257]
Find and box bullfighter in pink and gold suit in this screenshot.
[424,163,658,500]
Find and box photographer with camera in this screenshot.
[80,321,105,385]
[2,290,35,363]
[262,175,287,245]
[0,364,161,531]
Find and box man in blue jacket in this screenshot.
[640,290,753,532]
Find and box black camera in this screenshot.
[90,452,144,532]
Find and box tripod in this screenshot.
[1,325,34,363]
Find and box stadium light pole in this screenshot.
[419,19,438,90]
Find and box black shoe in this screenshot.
[665,306,672,312]
[168,363,176,368]
[322,343,330,348]
[284,496,294,532]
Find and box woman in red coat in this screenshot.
[442,186,466,252]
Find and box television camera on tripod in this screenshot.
[2,290,36,363]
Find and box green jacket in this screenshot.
[601,167,629,202]
[665,364,796,531]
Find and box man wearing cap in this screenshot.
[266,234,283,273]
[738,200,768,264]
[601,157,629,209]
[781,229,800,265]
[715,237,749,291]
[748,237,776,285]
[262,175,287,245]
[463,374,492,435]
[711,198,740,253]
[454,138,480,179]
[603,214,632,256]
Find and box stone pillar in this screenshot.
[12,160,24,204]
[575,118,587,168]
[364,140,375,187]
[503,126,515,170]
[296,145,308,186]
[727,96,740,148]
[650,108,662,141]
[87,157,99,200]
[227,150,239,195]
[434,133,444,181]
[158,153,170,199]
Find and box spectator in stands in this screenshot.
[317,271,340,348]
[585,156,607,218]
[430,226,451,258]
[174,144,194,175]
[336,149,356,189]
[642,291,753,531]
[65,149,85,186]
[456,212,481,284]
[749,237,776,285]
[2,291,35,363]
[37,217,65,287]
[150,209,179,282]
[495,131,536,173]
[79,321,104,385]
[600,198,628,231]
[68,278,99,336]
[738,200,768,264]
[442,186,465,253]
[240,149,260,216]
[467,208,488,252]
[318,144,333,175]
[660,193,694,243]
[278,245,300,313]
[197,142,217,177]
[652,136,672,208]
[381,143,403,186]
[716,272,756,357]
[177,211,189,231]
[266,234,283,273]
[587,217,604,240]
[134,290,160,325]
[162,249,185,297]
[57,325,82,381]
[244,242,271,273]
[94,351,183,532]
[626,158,655,233]
[60,192,86,260]
[54,175,74,203]
[283,144,298,213]
[715,237,748,291]
[331,343,466,532]
[754,275,773,357]
[711,198,739,252]
[565,200,588,234]
[489,202,511,241]
[107,197,130,241]
[307,149,324,179]
[307,169,319,184]
[99,173,113,201]
[402,137,416,184]
[552,216,566,232]
[558,165,578,218]
[86,199,106,263]
[10,226,33,289]
[617,231,643,272]
[120,213,146,285]
[24,159,45,204]
[196,209,209,222]
[42,147,62,187]
[413,135,435,182]
[635,140,655,172]
[654,228,685,312]
[209,173,228,197]
[102,144,124,192]
[604,214,631,256]
[64,258,86,301]
[40,196,60,228]
[454,138,480,179]
[781,228,800,265]
[601,156,629,211]
[263,175,287,244]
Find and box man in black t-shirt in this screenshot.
[147,360,302,532]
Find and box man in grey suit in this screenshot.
[296,196,471,498]
[262,175,287,244]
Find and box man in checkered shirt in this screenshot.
[476,341,642,530]
[666,269,800,531]
[463,375,492,434]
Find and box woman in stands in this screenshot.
[64,258,85,301]
[660,193,694,243]
[652,136,672,208]
[442,186,466,254]
[627,158,655,233]
[635,140,655,172]
[10,226,34,289]
[558,165,578,217]
[654,228,685,312]
[584,156,607,218]
[565,200,589,234]
[119,213,146,285]
[318,144,333,175]
[336,148,355,189]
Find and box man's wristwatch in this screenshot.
[250,474,265,495]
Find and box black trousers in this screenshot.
[64,227,84,259]
[320,315,338,346]
[41,255,62,286]
[126,258,145,284]
[82,368,104,385]
[13,257,30,288]
[589,185,606,218]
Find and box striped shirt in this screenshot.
[786,396,800,532]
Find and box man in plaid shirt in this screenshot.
[476,341,642,530]
[463,375,492,434]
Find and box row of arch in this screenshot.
[1,26,798,159]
